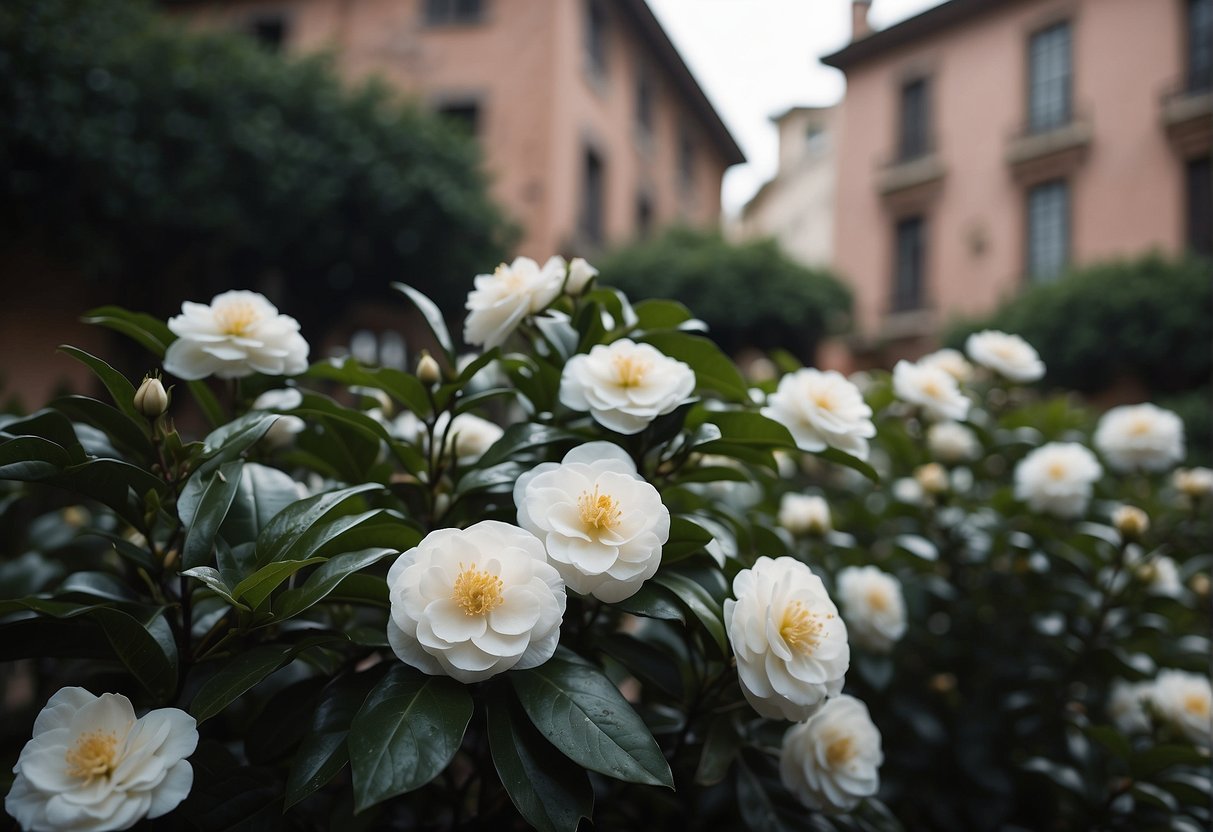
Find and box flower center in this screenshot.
[578,486,622,532]
[810,390,837,412]
[865,587,891,612]
[214,301,262,337]
[65,730,119,782]
[1129,418,1152,437]
[779,600,830,655]
[921,378,942,399]
[1183,692,1210,717]
[825,733,857,768]
[1047,461,1068,480]
[452,564,504,616]
[496,264,526,291]
[612,354,650,388]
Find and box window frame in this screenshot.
[1025,178,1071,282]
[891,215,927,313]
[1026,20,1073,134]
[423,0,486,27]
[580,145,607,246]
[897,76,931,162]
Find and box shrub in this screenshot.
[0,0,514,330]
[597,228,852,362]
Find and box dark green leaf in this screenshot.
[191,644,295,724]
[53,395,152,461]
[57,347,143,421]
[82,305,173,356]
[391,282,454,358]
[652,572,728,655]
[512,655,673,788]
[231,557,326,610]
[641,332,749,402]
[275,548,396,619]
[349,666,473,812]
[486,690,593,832]
[181,461,244,570]
[254,483,382,567]
[816,446,880,483]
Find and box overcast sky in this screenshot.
[646,0,947,216]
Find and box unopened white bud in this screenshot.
[914,462,949,495]
[133,375,169,418]
[1112,505,1149,540]
[417,351,442,385]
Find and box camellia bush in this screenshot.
[0,256,1209,831]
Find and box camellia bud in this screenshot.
[914,462,949,495]
[1112,505,1149,540]
[1174,467,1213,499]
[133,374,169,418]
[416,351,442,385]
[564,256,598,295]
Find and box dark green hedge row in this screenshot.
[0,0,514,330]
[598,228,852,362]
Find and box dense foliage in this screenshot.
[944,254,1211,395]
[597,228,852,362]
[0,264,1209,832]
[0,0,513,330]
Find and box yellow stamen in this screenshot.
[811,390,836,411]
[1047,461,1067,480]
[1129,418,1152,437]
[578,487,622,532]
[866,588,891,612]
[921,378,942,398]
[825,734,857,767]
[452,563,504,616]
[65,730,119,782]
[779,601,830,655]
[612,354,649,388]
[1183,693,1210,717]
[215,301,262,337]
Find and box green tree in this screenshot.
[597,228,852,362]
[0,0,515,333]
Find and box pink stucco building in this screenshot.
[822,0,1211,363]
[173,0,744,259]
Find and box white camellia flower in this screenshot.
[1174,467,1213,499]
[5,688,198,832]
[835,566,907,653]
[778,493,832,536]
[762,369,876,460]
[892,360,971,421]
[725,556,849,721]
[386,521,565,683]
[1093,403,1185,473]
[463,256,565,349]
[559,339,696,435]
[252,388,306,448]
[1135,554,1183,598]
[564,257,598,295]
[918,348,974,383]
[514,442,669,603]
[1147,670,1212,748]
[965,330,1045,382]
[927,421,980,464]
[1107,679,1152,735]
[891,477,924,506]
[779,694,882,814]
[163,290,309,380]
[1013,442,1103,518]
[392,411,504,465]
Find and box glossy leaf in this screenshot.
[181,461,244,569]
[391,282,455,358]
[512,654,673,788]
[349,666,473,812]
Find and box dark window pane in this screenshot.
[249,15,287,51]
[679,130,695,192]
[426,0,483,25]
[581,147,605,245]
[635,70,654,136]
[1190,0,1213,91]
[1188,156,1212,257]
[636,193,654,237]
[585,0,608,77]
[899,78,930,161]
[1027,179,1069,281]
[438,102,479,136]
[893,217,925,312]
[1028,22,1071,132]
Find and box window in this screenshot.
[635,193,654,238]
[437,101,480,137]
[424,0,484,26]
[1026,179,1069,281]
[635,67,654,138]
[678,129,696,194]
[892,217,925,312]
[805,124,828,155]
[898,78,930,161]
[1187,156,1212,257]
[249,14,287,51]
[580,147,605,245]
[1028,22,1072,132]
[1189,0,1213,91]
[585,0,608,79]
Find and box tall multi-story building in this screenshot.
[173,0,745,258]
[822,0,1211,361]
[735,105,839,269]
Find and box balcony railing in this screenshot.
[1004,111,1091,177]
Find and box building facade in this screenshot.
[174,0,744,259]
[823,0,1211,359]
[735,105,839,269]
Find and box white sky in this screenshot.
[646,0,948,215]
